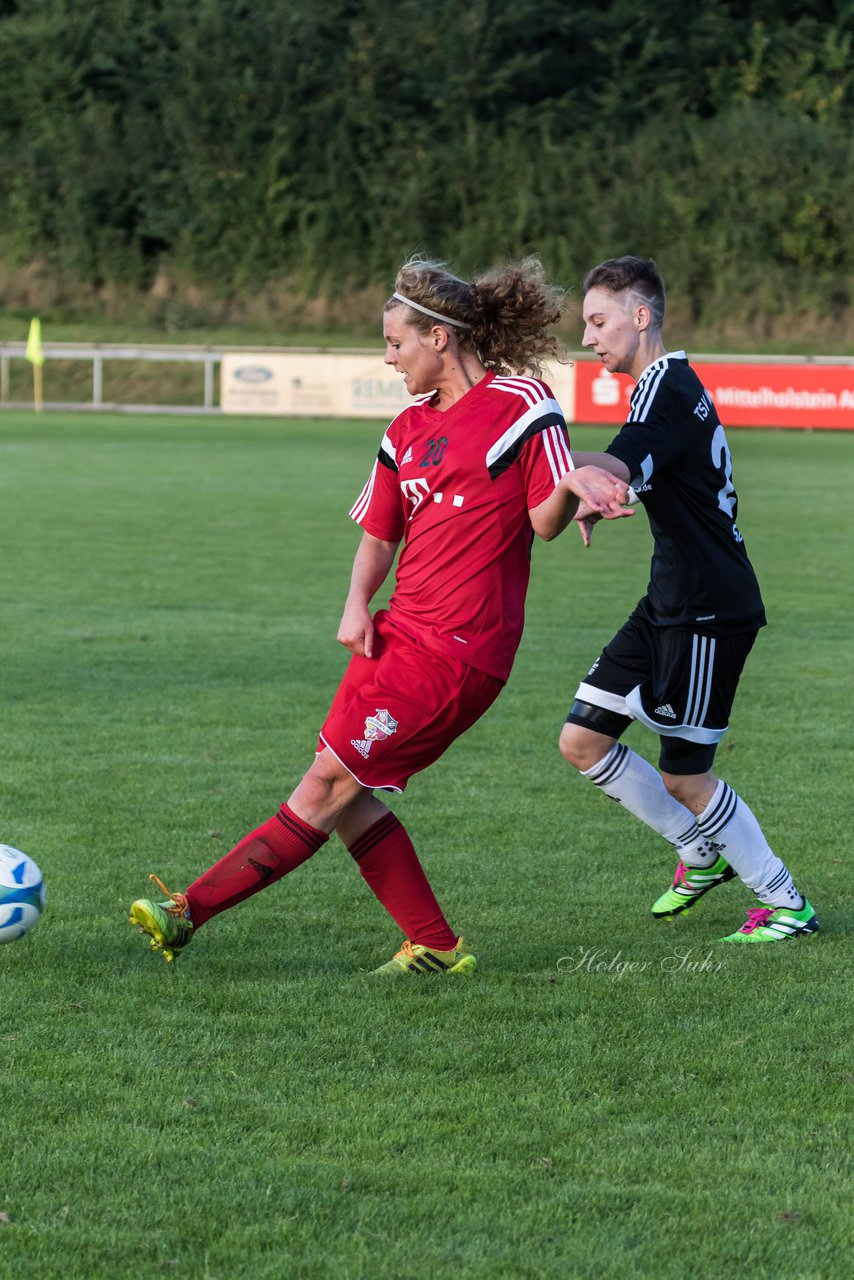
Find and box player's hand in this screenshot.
[566,465,635,546]
[568,464,634,515]
[574,506,602,548]
[337,599,375,657]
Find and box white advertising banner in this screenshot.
[221,351,577,421]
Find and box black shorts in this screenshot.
[566,607,759,774]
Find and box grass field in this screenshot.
[0,412,851,1280]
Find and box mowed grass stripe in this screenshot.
[0,413,851,1280]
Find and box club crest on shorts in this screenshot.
[351,708,399,759]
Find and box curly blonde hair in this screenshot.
[385,255,567,376]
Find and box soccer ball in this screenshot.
[0,844,46,944]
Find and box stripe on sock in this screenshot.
[697,783,737,839]
[587,742,629,788]
[275,803,328,854]
[349,811,402,862]
[674,818,702,846]
[762,868,790,895]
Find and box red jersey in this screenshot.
[349,371,571,681]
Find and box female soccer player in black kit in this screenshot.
[560,256,817,943]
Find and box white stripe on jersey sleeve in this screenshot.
[485,395,565,470]
[491,375,549,410]
[349,460,377,523]
[541,422,573,485]
[378,431,397,465]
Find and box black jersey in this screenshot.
[605,352,765,632]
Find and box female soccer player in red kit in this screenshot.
[129,255,632,974]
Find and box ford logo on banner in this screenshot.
[234,366,273,384]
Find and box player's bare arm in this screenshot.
[337,532,400,658]
[564,453,634,547]
[529,464,634,542]
[568,451,631,481]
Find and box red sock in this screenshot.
[348,811,457,950]
[185,804,328,928]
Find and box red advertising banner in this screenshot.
[573,359,854,430]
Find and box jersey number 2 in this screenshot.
[711,426,743,541]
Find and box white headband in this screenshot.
[391,291,470,329]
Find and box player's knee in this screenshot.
[662,770,717,811]
[662,772,689,804]
[560,700,630,771]
[559,721,608,772]
[293,751,364,823]
[559,722,588,769]
[659,739,719,809]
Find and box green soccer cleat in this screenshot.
[651,855,736,917]
[720,899,819,943]
[371,937,477,976]
[129,875,194,962]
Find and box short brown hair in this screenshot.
[583,256,665,327]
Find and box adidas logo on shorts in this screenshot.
[655,703,677,719]
[351,739,372,758]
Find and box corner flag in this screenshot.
[26,318,45,366]
[25,317,45,411]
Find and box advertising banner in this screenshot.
[573,359,854,430]
[221,352,577,421]
[221,352,410,418]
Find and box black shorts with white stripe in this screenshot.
[567,605,760,773]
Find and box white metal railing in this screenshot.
[0,341,228,412]
[1,340,851,417]
[0,340,377,414]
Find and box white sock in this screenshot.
[582,743,717,867]
[696,780,803,909]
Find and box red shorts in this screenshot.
[318,612,503,793]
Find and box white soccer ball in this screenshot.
[0,844,46,944]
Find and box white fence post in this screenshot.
[204,354,215,409]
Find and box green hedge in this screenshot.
[0,1,851,326]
